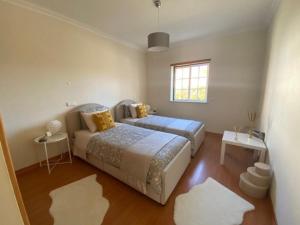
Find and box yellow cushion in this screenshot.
[136,105,148,118]
[92,111,115,132]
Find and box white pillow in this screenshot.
[129,103,142,118]
[81,110,107,132]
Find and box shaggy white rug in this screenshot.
[174,177,254,225]
[49,174,109,225]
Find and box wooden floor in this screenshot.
[17,132,276,225]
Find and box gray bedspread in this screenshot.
[87,124,188,194]
[133,115,203,148]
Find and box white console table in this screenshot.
[220,131,267,165]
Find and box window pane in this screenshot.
[175,79,182,89]
[190,89,198,100]
[191,78,199,88]
[175,68,183,79]
[172,61,209,102]
[199,64,208,77]
[199,77,207,87]
[181,89,189,99]
[182,79,189,89]
[182,67,190,79]
[198,88,207,102]
[191,66,199,78]
[175,90,183,99]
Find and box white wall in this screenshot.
[146,29,267,133]
[258,1,300,225]
[0,143,24,225]
[0,2,146,170]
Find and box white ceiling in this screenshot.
[17,0,277,49]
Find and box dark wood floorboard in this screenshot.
[17,132,276,225]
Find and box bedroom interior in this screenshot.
[0,0,299,225]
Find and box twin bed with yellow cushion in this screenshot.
[66,103,191,204]
[115,99,205,156]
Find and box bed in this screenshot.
[66,103,191,205]
[115,100,205,156]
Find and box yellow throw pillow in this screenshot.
[92,111,115,132]
[136,105,148,118]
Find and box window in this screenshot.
[170,59,210,103]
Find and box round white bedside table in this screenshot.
[34,132,72,174]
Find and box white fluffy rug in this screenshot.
[49,174,109,225]
[174,177,254,225]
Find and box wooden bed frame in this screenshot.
[114,99,205,156]
[66,103,191,204]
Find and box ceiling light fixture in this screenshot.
[148,0,169,52]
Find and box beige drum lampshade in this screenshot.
[148,32,169,52]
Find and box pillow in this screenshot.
[136,105,148,118]
[123,105,131,118]
[129,103,142,118]
[81,110,107,132]
[93,111,115,132]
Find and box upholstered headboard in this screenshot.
[114,99,137,122]
[66,103,108,142]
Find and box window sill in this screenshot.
[170,100,208,104]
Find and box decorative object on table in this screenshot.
[147,0,169,52]
[174,177,254,225]
[220,131,267,165]
[49,174,109,225]
[233,126,241,140]
[239,162,272,198]
[247,112,256,138]
[252,129,265,141]
[46,120,62,136]
[34,132,72,174]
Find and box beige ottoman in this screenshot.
[239,162,272,199]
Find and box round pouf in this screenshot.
[239,162,272,199]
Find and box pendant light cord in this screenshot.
[157,6,160,31]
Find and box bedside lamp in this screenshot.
[46,120,62,136]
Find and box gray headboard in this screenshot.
[66,103,108,142]
[114,99,137,122]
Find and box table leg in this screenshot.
[38,147,42,167]
[220,142,226,165]
[259,150,266,162]
[43,143,51,174]
[66,136,72,163]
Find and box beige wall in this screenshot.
[0,2,146,170]
[258,1,300,225]
[146,29,267,133]
[0,143,24,225]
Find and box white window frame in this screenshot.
[170,59,210,103]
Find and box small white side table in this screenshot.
[220,131,267,165]
[34,132,72,174]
